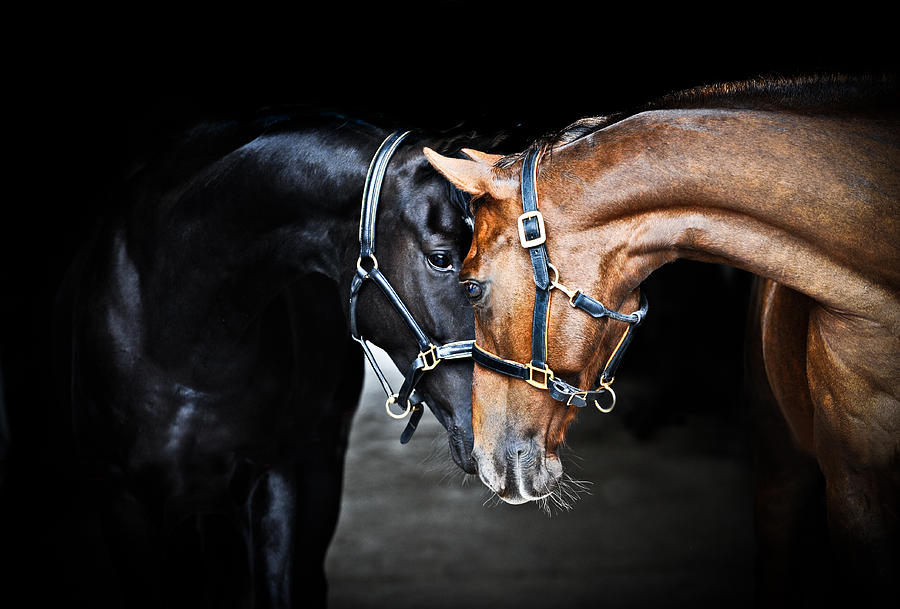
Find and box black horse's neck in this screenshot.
[95,116,390,375]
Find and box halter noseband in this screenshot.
[348,131,474,442]
[471,148,648,412]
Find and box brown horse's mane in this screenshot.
[497,73,898,168]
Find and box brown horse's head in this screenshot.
[424,146,643,505]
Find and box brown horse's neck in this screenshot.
[552,108,900,331]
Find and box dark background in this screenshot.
[12,2,897,264]
[3,3,896,607]
[10,1,896,330]
[7,1,894,459]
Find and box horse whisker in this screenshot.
[532,473,592,517]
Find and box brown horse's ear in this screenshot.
[423,147,517,201]
[460,148,504,165]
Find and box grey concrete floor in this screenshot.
[325,350,756,609]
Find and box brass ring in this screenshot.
[547,262,560,285]
[594,385,617,413]
[356,254,379,277]
[385,394,412,419]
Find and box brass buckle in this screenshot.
[517,210,546,248]
[525,363,553,390]
[418,344,440,371]
[566,391,588,407]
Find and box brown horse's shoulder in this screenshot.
[806,303,900,466]
[756,280,817,453]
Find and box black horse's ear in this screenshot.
[423,147,518,202]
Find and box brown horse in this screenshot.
[424,75,899,604]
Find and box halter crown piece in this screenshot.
[348,131,474,443]
[471,148,648,412]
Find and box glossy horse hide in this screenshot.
[49,113,495,609]
[425,75,899,605]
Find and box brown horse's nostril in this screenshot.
[507,439,539,468]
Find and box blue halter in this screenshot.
[471,148,648,412]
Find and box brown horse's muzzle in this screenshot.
[472,433,564,504]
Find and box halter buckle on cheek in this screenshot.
[525,362,553,390]
[417,343,440,371]
[517,210,546,248]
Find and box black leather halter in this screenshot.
[348,131,474,442]
[471,148,648,412]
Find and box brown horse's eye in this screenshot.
[461,280,484,303]
[427,252,453,272]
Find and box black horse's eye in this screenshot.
[461,280,484,303]
[426,252,453,272]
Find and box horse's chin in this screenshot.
[417,401,476,473]
[448,430,477,474]
[496,489,552,505]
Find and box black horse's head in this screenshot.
[350,132,485,473]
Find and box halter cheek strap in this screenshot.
[472,147,648,412]
[348,131,474,442]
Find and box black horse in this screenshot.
[46,111,507,608]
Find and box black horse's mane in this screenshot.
[128,104,518,182]
[499,73,897,167]
[120,104,519,223]
[122,106,378,184]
